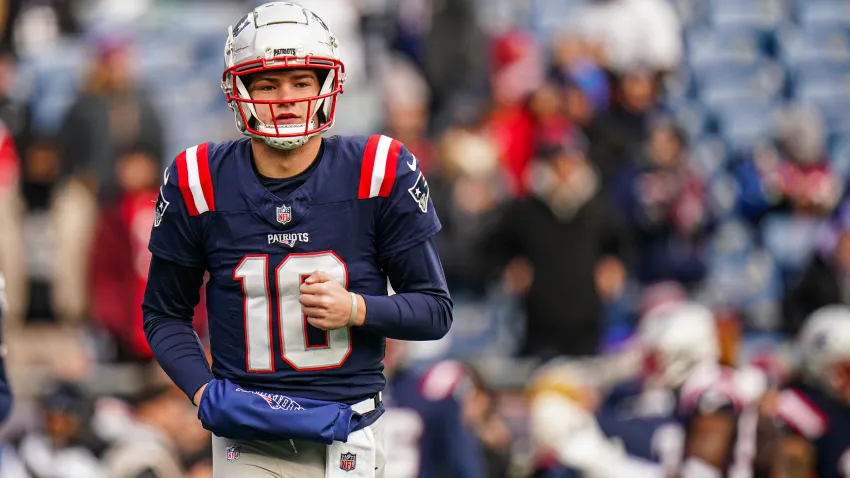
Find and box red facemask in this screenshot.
[222,54,345,139]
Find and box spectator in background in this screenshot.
[0,137,95,401]
[463,366,512,478]
[2,0,82,56]
[615,119,712,288]
[88,149,160,362]
[0,50,33,153]
[382,55,435,171]
[102,384,207,478]
[548,35,611,135]
[586,69,661,189]
[421,0,489,131]
[430,125,505,296]
[58,35,163,203]
[15,382,106,478]
[736,104,842,223]
[527,84,574,152]
[784,201,850,335]
[484,31,543,197]
[484,138,632,358]
[0,138,95,328]
[576,0,682,74]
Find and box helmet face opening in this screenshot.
[222,54,345,141]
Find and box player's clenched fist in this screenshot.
[299,271,366,330]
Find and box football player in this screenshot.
[773,305,850,478]
[141,3,452,478]
[382,340,485,478]
[531,302,768,478]
[529,360,664,478]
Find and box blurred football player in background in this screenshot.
[773,305,850,478]
[382,339,485,478]
[529,302,769,478]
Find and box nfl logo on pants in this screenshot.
[226,445,240,462]
[339,452,356,472]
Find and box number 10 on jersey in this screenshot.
[233,252,352,372]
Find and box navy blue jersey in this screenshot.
[599,365,753,473]
[148,135,441,403]
[598,379,685,467]
[384,361,484,478]
[776,385,850,478]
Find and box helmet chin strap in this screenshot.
[257,119,318,150]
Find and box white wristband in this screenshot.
[348,292,358,327]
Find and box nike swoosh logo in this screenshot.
[407,155,417,171]
[163,168,170,185]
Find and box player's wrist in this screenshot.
[353,293,366,327]
[193,382,209,407]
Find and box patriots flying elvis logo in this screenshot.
[407,171,430,214]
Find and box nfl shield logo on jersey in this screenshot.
[276,204,292,225]
[226,445,240,462]
[339,452,356,472]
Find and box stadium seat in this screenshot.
[793,65,850,104]
[761,214,820,273]
[670,0,707,28]
[709,0,786,29]
[686,28,768,69]
[529,0,584,42]
[694,61,785,108]
[791,64,850,133]
[668,100,711,141]
[713,102,778,151]
[778,26,850,68]
[706,170,740,219]
[829,135,850,181]
[796,0,850,28]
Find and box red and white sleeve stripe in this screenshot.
[175,143,215,216]
[358,134,402,199]
[775,389,828,439]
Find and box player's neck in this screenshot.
[251,135,323,179]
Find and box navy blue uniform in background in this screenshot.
[776,384,850,478]
[384,360,485,478]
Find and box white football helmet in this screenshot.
[798,305,850,401]
[637,302,720,388]
[222,2,345,150]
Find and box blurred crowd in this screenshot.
[0,0,848,476]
